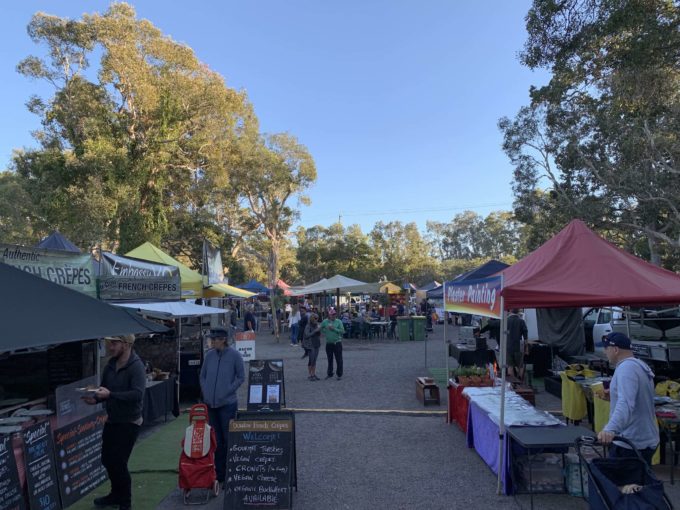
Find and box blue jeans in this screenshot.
[207,401,238,481]
[290,323,299,344]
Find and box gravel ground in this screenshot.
[155,323,679,510]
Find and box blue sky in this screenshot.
[1,1,549,234]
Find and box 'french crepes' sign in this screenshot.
[1,243,96,297]
[444,276,502,318]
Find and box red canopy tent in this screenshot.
[500,219,680,309]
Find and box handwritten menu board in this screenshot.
[23,422,61,510]
[0,433,25,510]
[53,411,107,508]
[225,418,294,510]
[247,360,285,411]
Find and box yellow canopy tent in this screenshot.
[380,282,402,294]
[125,242,204,298]
[204,283,255,299]
[126,242,255,299]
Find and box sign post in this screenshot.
[247,360,285,411]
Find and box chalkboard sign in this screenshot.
[53,411,107,508]
[0,433,25,510]
[23,421,61,510]
[247,360,285,411]
[225,418,294,509]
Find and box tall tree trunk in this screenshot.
[269,238,280,340]
[646,226,661,266]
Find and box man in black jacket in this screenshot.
[83,334,146,510]
[507,309,528,381]
[297,305,310,359]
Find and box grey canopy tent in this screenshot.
[0,262,167,351]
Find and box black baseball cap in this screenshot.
[207,327,230,339]
[602,332,631,350]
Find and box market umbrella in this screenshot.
[36,230,82,253]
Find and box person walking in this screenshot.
[288,304,301,346]
[199,327,245,484]
[298,305,310,359]
[83,334,145,510]
[303,313,322,380]
[244,305,257,332]
[597,332,659,466]
[321,308,344,380]
[506,309,528,381]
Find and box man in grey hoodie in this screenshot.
[199,327,245,483]
[597,332,659,465]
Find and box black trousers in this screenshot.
[101,422,140,506]
[326,342,343,377]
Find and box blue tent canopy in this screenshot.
[236,279,270,293]
[36,230,81,253]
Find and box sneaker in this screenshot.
[336,376,342,381]
[325,375,333,379]
[94,495,120,508]
[313,375,321,381]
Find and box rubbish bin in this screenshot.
[412,316,426,341]
[397,317,411,341]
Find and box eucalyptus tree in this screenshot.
[14,3,255,253]
[234,132,316,337]
[501,0,680,267]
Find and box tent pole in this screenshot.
[177,318,182,403]
[444,282,449,382]
[496,276,506,495]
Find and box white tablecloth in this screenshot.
[462,387,563,427]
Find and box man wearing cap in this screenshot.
[321,308,345,380]
[199,327,245,484]
[597,332,659,465]
[83,334,145,510]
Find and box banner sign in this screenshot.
[202,240,224,287]
[1,243,95,297]
[444,276,502,319]
[234,331,256,362]
[98,252,180,300]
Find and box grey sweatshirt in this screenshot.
[200,347,244,408]
[604,357,659,450]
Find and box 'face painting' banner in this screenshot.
[444,276,502,318]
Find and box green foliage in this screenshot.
[502,0,680,267]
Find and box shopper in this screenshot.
[321,308,344,380]
[506,309,528,381]
[597,332,659,466]
[288,304,301,346]
[83,334,145,510]
[304,313,322,380]
[298,305,310,359]
[199,327,245,483]
[244,305,257,332]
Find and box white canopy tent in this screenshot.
[113,301,226,319]
[289,275,367,296]
[114,301,227,396]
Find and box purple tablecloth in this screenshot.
[466,400,513,494]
